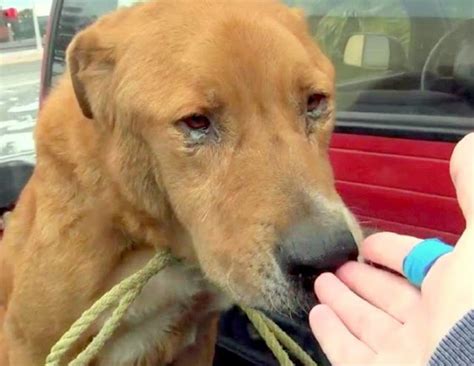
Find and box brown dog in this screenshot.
[0,1,362,365]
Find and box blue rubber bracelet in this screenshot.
[402,238,453,288]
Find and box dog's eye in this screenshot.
[306,93,327,120]
[182,114,211,131]
[179,114,214,145]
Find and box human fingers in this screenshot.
[309,304,373,365]
[336,261,421,323]
[361,232,421,275]
[450,132,474,225]
[314,273,401,352]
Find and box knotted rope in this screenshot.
[44,251,317,366]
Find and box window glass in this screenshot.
[285,0,474,120]
[49,0,144,86]
[49,0,118,84]
[117,0,144,7]
[437,1,473,20]
[49,0,474,122]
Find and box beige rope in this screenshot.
[45,251,175,366]
[44,251,317,366]
[242,307,318,366]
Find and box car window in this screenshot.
[117,0,143,7]
[441,1,474,20]
[44,0,474,141]
[286,0,474,124]
[47,0,118,86]
[302,0,411,82]
[47,0,148,88]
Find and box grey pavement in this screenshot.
[0,48,43,66]
[0,60,41,164]
[0,39,37,52]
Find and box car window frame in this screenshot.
[40,0,64,104]
[40,0,472,143]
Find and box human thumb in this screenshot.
[450,133,474,226]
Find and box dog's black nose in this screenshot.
[276,219,359,292]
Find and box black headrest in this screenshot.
[0,162,34,208]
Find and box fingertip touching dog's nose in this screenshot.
[276,219,359,291]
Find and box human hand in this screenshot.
[309,133,474,365]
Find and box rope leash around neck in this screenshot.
[241,307,317,366]
[45,251,317,366]
[45,251,175,366]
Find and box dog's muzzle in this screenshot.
[276,218,359,293]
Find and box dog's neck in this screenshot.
[29,83,229,364]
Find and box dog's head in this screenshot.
[66,0,362,315]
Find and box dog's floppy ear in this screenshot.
[66,28,116,120]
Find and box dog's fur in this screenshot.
[0,1,361,365]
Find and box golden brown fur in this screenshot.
[0,1,361,365]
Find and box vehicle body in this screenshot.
[1,0,473,364]
[0,8,16,42]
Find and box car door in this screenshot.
[295,0,473,244]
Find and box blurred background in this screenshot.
[0,0,52,165]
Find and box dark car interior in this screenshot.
[0,162,32,220]
[337,18,474,117]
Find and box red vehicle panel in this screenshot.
[330,134,465,243]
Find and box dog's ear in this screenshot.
[66,28,116,120]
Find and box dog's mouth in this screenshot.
[288,266,324,295]
[288,275,321,316]
[247,271,323,318]
[264,266,339,318]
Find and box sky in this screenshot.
[1,0,52,16]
